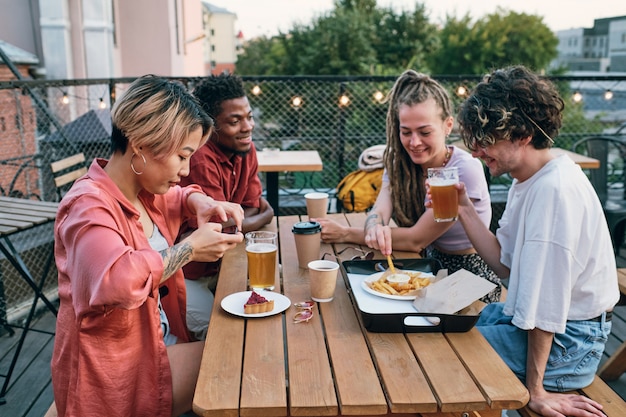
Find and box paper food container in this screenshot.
[342,259,495,333]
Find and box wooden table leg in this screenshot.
[265,171,279,216]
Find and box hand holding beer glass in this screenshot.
[245,231,277,290]
[427,167,459,222]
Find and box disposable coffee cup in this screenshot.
[308,260,339,302]
[292,221,322,268]
[304,192,329,219]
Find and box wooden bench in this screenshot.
[517,375,626,416]
[598,268,626,380]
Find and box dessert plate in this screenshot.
[221,291,291,318]
[362,270,434,301]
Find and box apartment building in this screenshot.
[0,0,206,80]
[201,2,242,75]
[554,15,626,72]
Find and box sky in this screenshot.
[208,0,626,39]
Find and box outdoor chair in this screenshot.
[571,135,626,254]
[50,153,87,201]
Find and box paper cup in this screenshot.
[308,260,339,302]
[304,192,329,219]
[292,221,322,268]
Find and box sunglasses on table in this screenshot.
[322,246,375,261]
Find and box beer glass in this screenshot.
[245,231,277,290]
[427,167,459,222]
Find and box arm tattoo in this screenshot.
[365,213,381,231]
[160,241,193,280]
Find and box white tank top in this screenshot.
[148,224,178,346]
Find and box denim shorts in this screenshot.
[476,302,611,391]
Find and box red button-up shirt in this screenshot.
[180,140,262,279]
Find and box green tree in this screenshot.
[235,36,287,76]
[428,8,558,75]
[369,4,439,74]
[236,0,437,76]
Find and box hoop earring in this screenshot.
[131,152,146,175]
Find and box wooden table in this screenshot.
[257,150,323,215]
[0,196,59,404]
[193,212,530,416]
[551,147,600,169]
[450,140,600,170]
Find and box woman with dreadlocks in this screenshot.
[316,70,501,303]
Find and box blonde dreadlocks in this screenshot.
[384,70,454,227]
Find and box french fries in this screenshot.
[366,271,431,296]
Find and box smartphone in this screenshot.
[222,225,239,234]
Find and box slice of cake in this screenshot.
[243,291,275,314]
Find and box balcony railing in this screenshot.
[0,74,625,319]
[1,74,625,203]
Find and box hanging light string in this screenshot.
[58,86,109,108]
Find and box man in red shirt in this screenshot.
[180,74,274,339]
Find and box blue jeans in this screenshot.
[477,303,611,391]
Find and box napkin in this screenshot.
[412,268,496,314]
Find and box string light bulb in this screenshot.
[291,96,303,108]
[339,94,350,107]
[572,91,583,103]
[99,98,107,109]
[604,89,613,100]
[456,85,467,97]
[61,92,69,104]
[373,90,384,103]
[251,85,262,96]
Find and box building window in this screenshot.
[211,45,215,52]
[211,29,215,36]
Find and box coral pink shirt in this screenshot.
[51,159,201,417]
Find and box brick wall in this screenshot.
[0,63,40,199]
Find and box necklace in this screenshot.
[442,146,452,167]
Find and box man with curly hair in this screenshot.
[179,73,273,340]
[455,65,619,417]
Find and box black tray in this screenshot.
[342,258,479,333]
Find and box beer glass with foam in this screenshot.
[427,167,459,222]
[245,231,277,290]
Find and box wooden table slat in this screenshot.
[366,332,439,414]
[279,215,339,416]
[193,245,248,417]
[446,331,530,410]
[318,239,389,415]
[408,332,487,412]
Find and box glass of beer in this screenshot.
[427,167,459,222]
[245,231,277,290]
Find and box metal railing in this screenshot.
[0,74,625,318]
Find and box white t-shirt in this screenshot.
[498,155,619,333]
